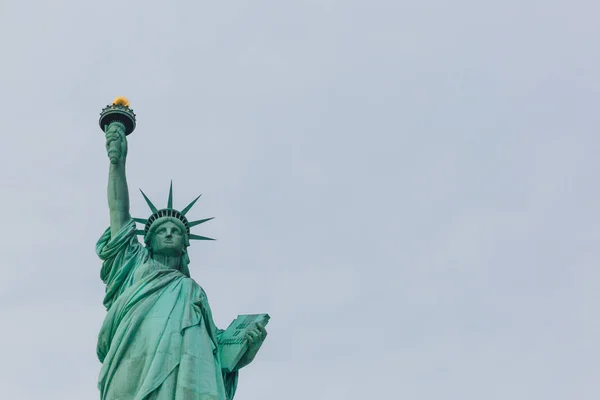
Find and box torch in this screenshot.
[99,97,137,163]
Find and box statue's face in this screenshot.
[150,220,185,256]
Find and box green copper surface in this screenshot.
[181,194,202,216]
[97,101,268,400]
[139,189,159,214]
[99,101,137,136]
[188,217,215,228]
[167,181,174,209]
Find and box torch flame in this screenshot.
[112,96,130,107]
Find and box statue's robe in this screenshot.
[96,220,238,400]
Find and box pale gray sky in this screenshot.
[0,0,598,399]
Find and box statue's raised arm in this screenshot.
[100,97,136,238]
[106,122,131,237]
[106,122,130,238]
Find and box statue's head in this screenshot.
[144,217,190,256]
[134,183,215,275]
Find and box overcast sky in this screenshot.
[0,0,598,399]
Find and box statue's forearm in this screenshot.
[108,162,130,238]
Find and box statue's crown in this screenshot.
[99,96,137,135]
[134,181,215,241]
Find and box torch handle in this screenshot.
[105,124,121,164]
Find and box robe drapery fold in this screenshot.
[96,220,238,400]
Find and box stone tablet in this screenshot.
[219,314,271,372]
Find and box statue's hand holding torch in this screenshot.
[105,123,128,164]
[99,96,136,165]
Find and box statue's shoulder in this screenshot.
[187,279,209,302]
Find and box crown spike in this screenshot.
[167,180,173,209]
[135,230,146,236]
[188,217,214,228]
[189,234,216,241]
[181,194,202,216]
[133,218,148,224]
[139,189,158,213]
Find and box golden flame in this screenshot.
[112,96,130,107]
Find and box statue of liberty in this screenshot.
[95,97,268,400]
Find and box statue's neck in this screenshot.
[152,253,182,271]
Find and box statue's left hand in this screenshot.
[236,322,268,369]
